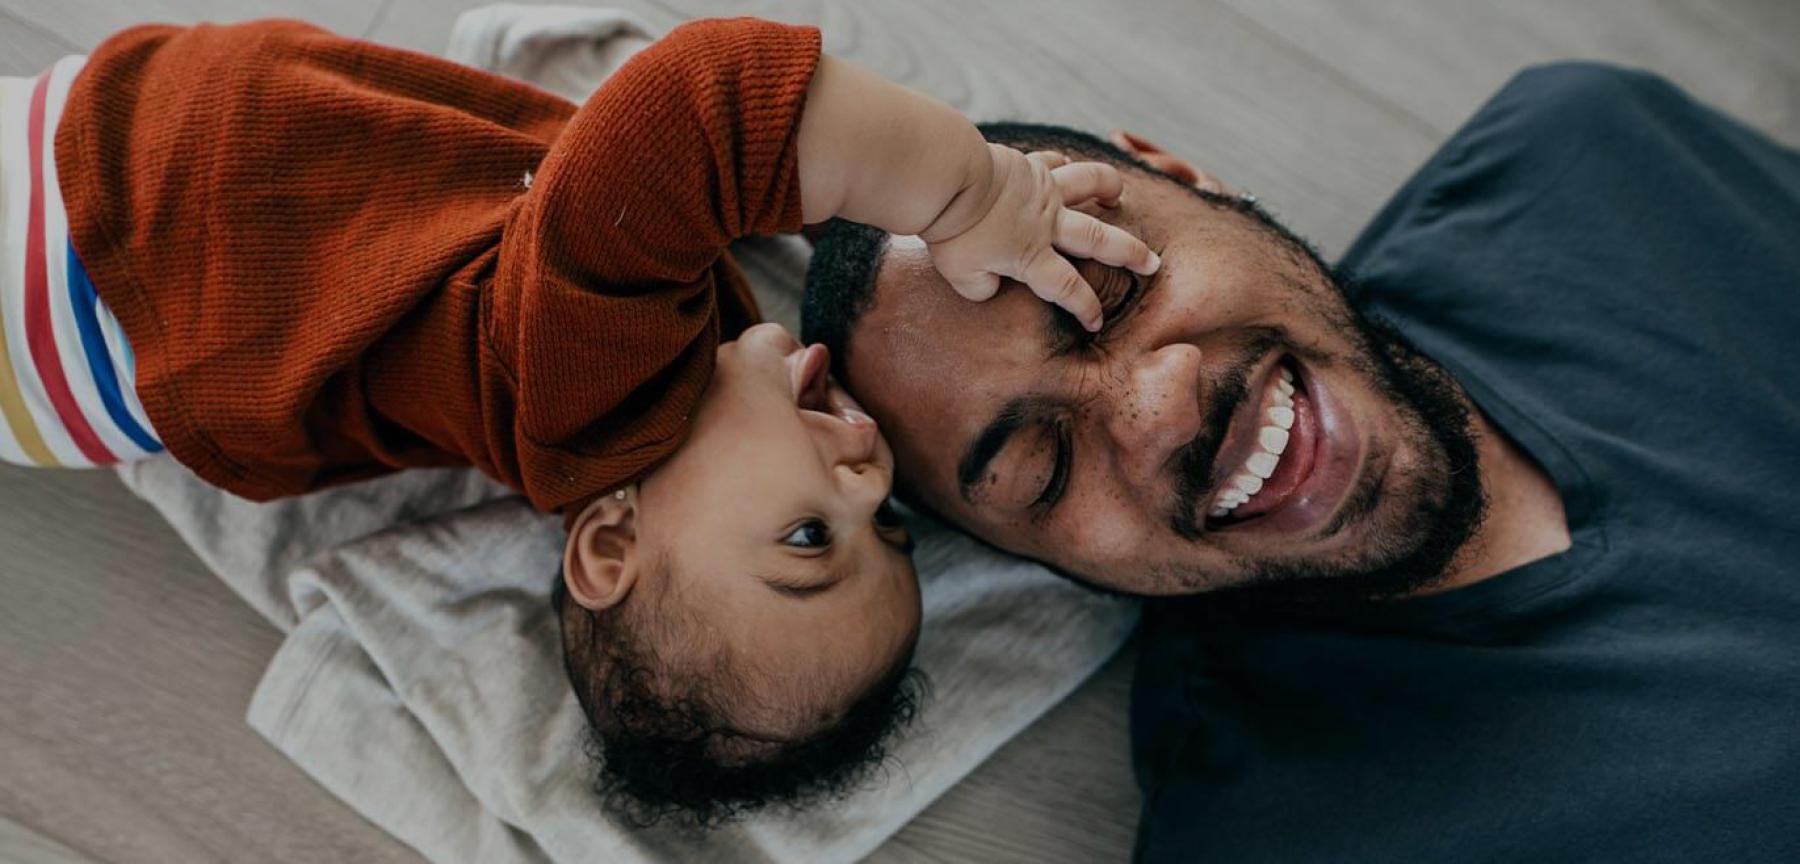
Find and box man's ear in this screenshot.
[1108,130,1235,196]
[563,488,641,612]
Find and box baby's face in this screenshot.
[635,323,920,733]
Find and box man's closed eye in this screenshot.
[1029,417,1073,516]
[1051,259,1150,352]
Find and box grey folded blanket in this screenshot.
[113,7,1138,862]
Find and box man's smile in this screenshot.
[1201,354,1363,540]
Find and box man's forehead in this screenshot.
[856,241,1058,381]
[842,244,1047,495]
[857,254,996,381]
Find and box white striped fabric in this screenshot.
[0,55,162,468]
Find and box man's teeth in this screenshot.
[1209,366,1297,520]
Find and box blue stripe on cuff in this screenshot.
[66,240,161,454]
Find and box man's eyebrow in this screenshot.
[956,396,1042,504]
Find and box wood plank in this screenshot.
[1657,0,1800,79]
[1219,0,1799,146]
[4,0,380,55]
[0,9,81,76]
[0,815,105,864]
[0,465,421,864]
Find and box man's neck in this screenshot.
[1426,410,1573,594]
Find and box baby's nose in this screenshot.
[827,413,880,473]
[823,418,888,506]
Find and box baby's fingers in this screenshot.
[945,270,1003,303]
[1055,209,1162,276]
[1021,247,1104,332]
[1052,161,1126,208]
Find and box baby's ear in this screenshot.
[563,488,640,611]
[1107,130,1235,196]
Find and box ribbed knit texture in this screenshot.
[54,17,819,513]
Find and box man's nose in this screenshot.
[1106,343,1205,484]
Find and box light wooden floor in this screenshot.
[2,2,1795,862]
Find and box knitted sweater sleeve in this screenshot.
[488,18,819,511]
[55,18,818,512]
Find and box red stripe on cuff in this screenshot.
[24,71,113,465]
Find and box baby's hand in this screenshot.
[918,146,1160,331]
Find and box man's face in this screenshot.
[842,169,1483,598]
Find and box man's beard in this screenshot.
[1172,272,1488,620]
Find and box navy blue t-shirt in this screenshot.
[1132,62,1800,863]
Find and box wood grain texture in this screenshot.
[0,466,421,864]
[0,9,79,76]
[2,2,1795,862]
[0,814,105,864]
[1217,0,1800,146]
[0,0,377,57]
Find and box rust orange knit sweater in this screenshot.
[54,17,819,514]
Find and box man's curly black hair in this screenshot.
[553,571,926,827]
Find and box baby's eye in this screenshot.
[781,519,833,549]
[874,499,906,529]
[873,499,916,554]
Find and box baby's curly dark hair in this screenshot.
[552,571,926,827]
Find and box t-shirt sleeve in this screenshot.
[487,18,821,511]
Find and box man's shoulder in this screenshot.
[1432,60,1693,196]
[1461,60,1701,169]
[1339,59,1793,280]
[1494,59,1682,118]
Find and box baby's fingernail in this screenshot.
[1089,315,1104,332]
[1143,250,1162,273]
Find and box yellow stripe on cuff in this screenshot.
[0,81,58,467]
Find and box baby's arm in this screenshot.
[795,56,988,233]
[797,56,1159,330]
